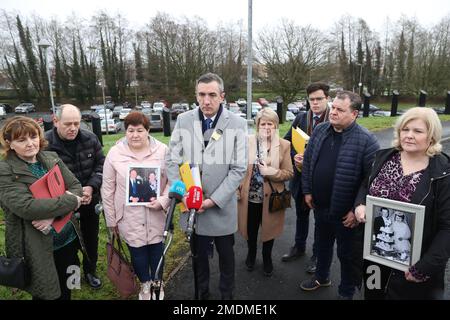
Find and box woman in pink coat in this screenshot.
[101,112,170,300]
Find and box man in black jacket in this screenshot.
[281,82,331,275]
[45,104,105,289]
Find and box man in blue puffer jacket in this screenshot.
[299,91,379,299]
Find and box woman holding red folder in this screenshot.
[0,116,83,300]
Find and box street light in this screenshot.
[38,39,55,115]
[356,62,363,96]
[88,46,108,134]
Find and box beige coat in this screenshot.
[237,134,293,242]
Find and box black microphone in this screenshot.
[163,180,186,238]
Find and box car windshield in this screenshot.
[151,115,161,120]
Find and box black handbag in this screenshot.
[268,180,292,213]
[0,219,30,289]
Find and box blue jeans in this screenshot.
[127,242,164,282]
[314,210,355,298]
[294,199,318,258]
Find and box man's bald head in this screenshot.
[54,104,82,141]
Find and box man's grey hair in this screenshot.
[335,91,362,112]
[196,73,224,93]
[56,104,81,119]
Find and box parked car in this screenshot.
[101,118,121,133]
[0,105,6,119]
[141,101,152,109]
[149,113,163,131]
[0,103,12,113]
[171,103,189,120]
[15,103,36,114]
[119,108,132,120]
[433,107,446,114]
[152,101,165,113]
[81,110,95,122]
[287,103,300,115]
[96,109,113,120]
[257,98,269,107]
[236,98,247,107]
[286,111,296,121]
[229,105,246,119]
[105,101,115,110]
[251,102,262,118]
[268,103,278,111]
[142,108,152,117]
[113,106,124,117]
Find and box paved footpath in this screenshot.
[165,122,450,300]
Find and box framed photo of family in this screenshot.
[125,165,161,206]
[363,195,425,272]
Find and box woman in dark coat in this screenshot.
[0,116,83,300]
[354,107,450,300]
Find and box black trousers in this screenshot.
[194,234,235,299]
[247,202,274,264]
[78,201,100,274]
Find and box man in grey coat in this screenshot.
[167,73,247,300]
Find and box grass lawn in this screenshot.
[1,113,449,299]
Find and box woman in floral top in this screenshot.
[354,107,450,300]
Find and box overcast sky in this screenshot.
[2,0,449,32]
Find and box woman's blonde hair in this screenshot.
[255,108,279,132]
[0,116,47,158]
[392,107,442,157]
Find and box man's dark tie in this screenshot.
[203,118,213,134]
[313,115,320,129]
[205,118,212,130]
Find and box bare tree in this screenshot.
[256,21,326,121]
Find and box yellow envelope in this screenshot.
[291,127,309,155]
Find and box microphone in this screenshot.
[185,185,203,241]
[163,180,186,238]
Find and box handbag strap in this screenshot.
[111,233,132,265]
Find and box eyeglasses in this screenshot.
[308,97,326,102]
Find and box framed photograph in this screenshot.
[363,195,425,272]
[125,165,161,206]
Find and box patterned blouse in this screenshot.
[369,152,425,202]
[368,151,431,280]
[248,139,268,204]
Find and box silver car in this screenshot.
[15,103,36,114]
[149,113,163,131]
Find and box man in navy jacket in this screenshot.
[299,91,379,299]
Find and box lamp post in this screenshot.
[356,62,363,96]
[38,39,55,115]
[88,45,108,135]
[99,59,108,135]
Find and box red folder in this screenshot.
[29,164,72,233]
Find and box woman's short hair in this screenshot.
[392,107,442,157]
[255,108,279,132]
[124,111,150,131]
[0,116,47,158]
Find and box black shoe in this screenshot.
[281,246,305,262]
[245,255,255,271]
[85,273,102,289]
[263,260,273,277]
